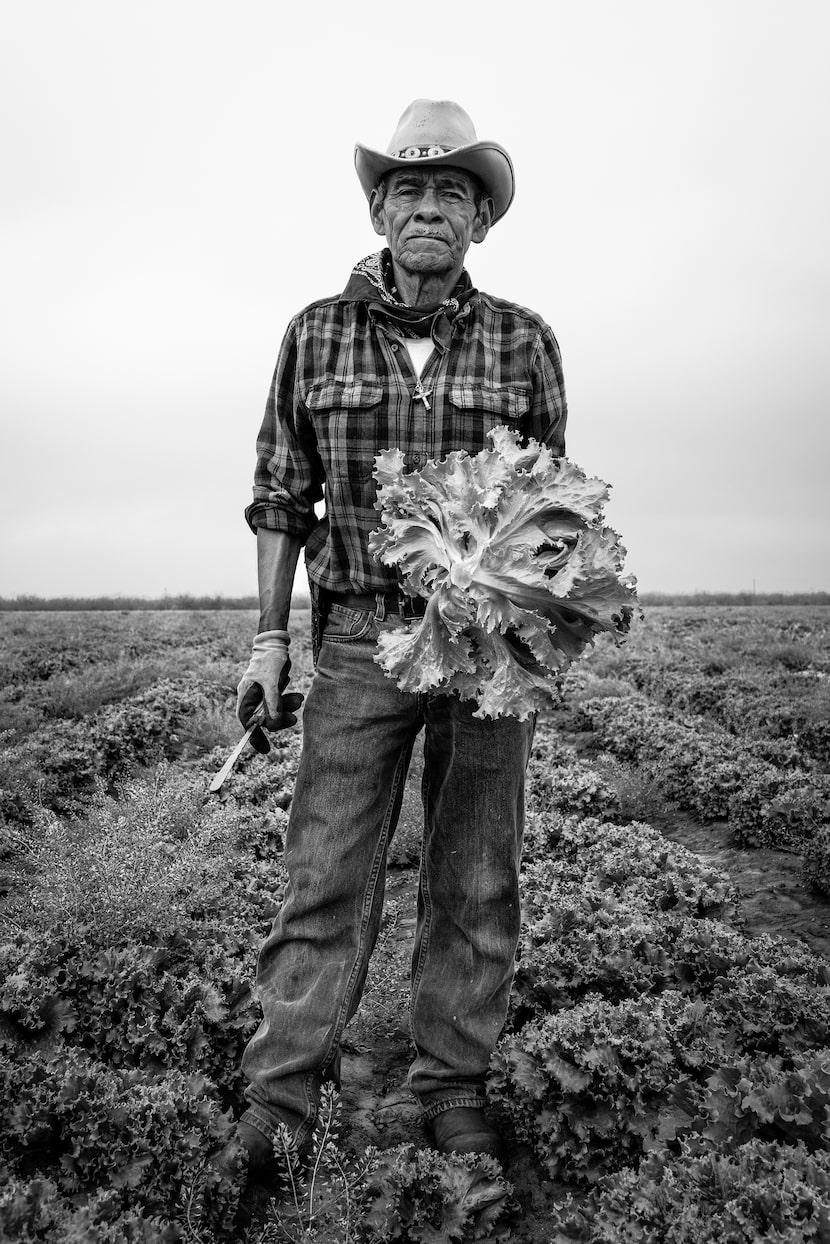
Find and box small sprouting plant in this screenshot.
[263,1083,378,1243]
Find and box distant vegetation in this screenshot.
[0,593,307,612]
[0,590,827,611]
[638,591,830,607]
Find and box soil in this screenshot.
[649,811,830,960]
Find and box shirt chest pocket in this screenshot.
[448,384,532,435]
[304,380,387,521]
[305,380,385,486]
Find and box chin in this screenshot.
[398,253,454,274]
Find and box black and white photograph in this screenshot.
[1,2,829,1240]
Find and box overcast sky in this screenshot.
[2,0,828,598]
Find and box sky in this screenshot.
[1,0,828,598]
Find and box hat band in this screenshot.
[391,144,455,160]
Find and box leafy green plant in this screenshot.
[804,825,830,896]
[489,992,712,1182]
[0,1171,181,1244]
[493,969,830,1191]
[549,1139,830,1243]
[4,604,830,1238]
[369,428,636,719]
[199,1086,518,1244]
[0,931,258,1101]
[697,1050,830,1152]
[707,966,830,1059]
[521,816,742,922]
[203,740,301,810]
[529,759,621,821]
[511,899,749,1024]
[362,1145,515,1243]
[577,694,829,853]
[0,1050,234,1217]
[41,658,166,722]
[0,677,223,825]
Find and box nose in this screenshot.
[413,186,445,223]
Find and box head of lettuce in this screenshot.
[369,425,637,720]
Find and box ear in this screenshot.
[369,188,387,238]
[472,195,494,245]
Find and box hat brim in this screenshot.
[354,140,515,223]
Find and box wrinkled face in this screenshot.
[369,166,492,276]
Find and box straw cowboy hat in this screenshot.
[355,99,515,223]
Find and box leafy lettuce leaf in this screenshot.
[369,427,638,719]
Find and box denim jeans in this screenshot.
[241,597,535,1148]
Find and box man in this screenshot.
[232,99,567,1195]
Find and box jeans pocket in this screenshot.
[324,603,375,644]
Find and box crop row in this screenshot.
[0,676,231,832]
[575,692,830,871]
[622,658,830,769]
[4,701,830,1239]
[0,748,516,1241]
[488,808,830,1238]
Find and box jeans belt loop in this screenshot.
[374,591,386,622]
[398,588,425,620]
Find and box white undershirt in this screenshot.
[403,337,434,380]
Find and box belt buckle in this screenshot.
[398,588,422,620]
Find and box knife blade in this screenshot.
[210,707,265,793]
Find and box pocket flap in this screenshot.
[306,381,384,409]
[449,385,532,419]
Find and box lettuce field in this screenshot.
[1,604,830,1243]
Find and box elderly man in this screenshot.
[231,100,567,1195]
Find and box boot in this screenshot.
[194,1122,288,1240]
[426,1107,506,1162]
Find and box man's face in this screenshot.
[369,167,492,277]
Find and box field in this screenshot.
[1,605,830,1242]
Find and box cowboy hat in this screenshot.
[355,99,515,223]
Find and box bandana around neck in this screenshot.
[340,249,476,351]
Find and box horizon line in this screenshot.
[1,588,829,612]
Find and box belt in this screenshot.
[323,588,428,619]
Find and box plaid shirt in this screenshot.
[245,275,568,593]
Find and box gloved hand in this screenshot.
[236,630,304,753]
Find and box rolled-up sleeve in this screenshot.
[530,325,568,457]
[244,318,325,539]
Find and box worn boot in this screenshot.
[195,1122,288,1240]
[426,1107,506,1162]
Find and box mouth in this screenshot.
[405,234,450,245]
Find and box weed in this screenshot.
[4,765,279,946]
[596,755,675,824]
[264,1084,377,1243]
[44,658,165,720]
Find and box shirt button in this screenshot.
[411,453,421,466]
[390,343,399,352]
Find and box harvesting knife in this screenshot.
[210,706,265,793]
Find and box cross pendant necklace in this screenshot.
[414,379,432,411]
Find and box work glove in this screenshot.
[236,630,304,754]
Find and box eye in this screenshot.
[438,186,470,203]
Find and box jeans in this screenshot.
[240,597,535,1149]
